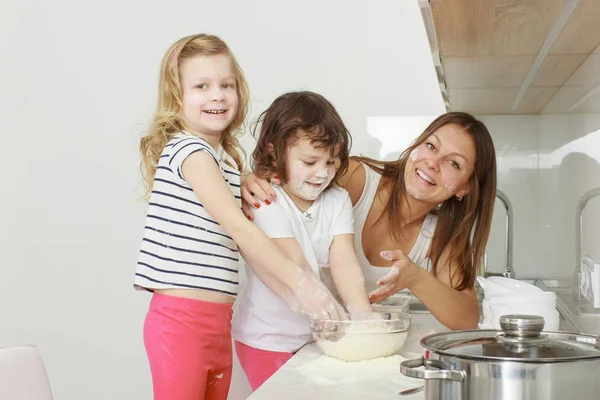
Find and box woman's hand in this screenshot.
[367,250,426,304]
[368,250,479,330]
[240,172,280,220]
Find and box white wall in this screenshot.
[477,116,541,278]
[478,115,600,280]
[538,115,600,278]
[0,1,444,400]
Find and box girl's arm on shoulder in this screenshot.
[337,159,366,206]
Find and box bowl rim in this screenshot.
[309,312,411,333]
[485,276,542,290]
[373,294,413,303]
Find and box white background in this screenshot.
[0,1,445,399]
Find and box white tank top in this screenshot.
[353,163,438,292]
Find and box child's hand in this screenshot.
[240,172,280,220]
[349,310,385,322]
[285,265,346,322]
[344,303,381,321]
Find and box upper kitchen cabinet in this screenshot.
[420,0,600,114]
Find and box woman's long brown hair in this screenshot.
[354,112,497,291]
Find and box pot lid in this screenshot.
[421,315,600,362]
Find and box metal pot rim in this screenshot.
[420,329,600,363]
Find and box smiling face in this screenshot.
[404,123,476,205]
[179,53,239,145]
[282,136,338,205]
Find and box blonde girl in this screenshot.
[135,34,341,400]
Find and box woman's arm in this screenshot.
[328,233,373,316]
[410,265,479,330]
[182,151,341,320]
[369,250,479,330]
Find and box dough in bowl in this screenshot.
[316,322,409,362]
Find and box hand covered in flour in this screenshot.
[240,172,281,220]
[343,303,383,321]
[285,265,349,322]
[349,310,385,321]
[367,250,425,304]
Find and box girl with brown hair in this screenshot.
[233,91,373,390]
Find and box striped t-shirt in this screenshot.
[134,133,241,297]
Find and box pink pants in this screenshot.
[144,292,233,400]
[234,340,294,391]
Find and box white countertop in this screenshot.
[248,325,436,400]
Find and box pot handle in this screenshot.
[400,357,465,382]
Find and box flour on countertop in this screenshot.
[296,354,405,385]
[265,325,435,397]
[297,324,436,384]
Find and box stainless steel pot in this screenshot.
[400,315,600,399]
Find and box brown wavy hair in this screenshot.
[354,112,497,290]
[251,91,352,188]
[139,33,250,198]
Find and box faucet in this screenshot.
[484,189,515,279]
[574,188,600,300]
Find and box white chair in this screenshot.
[0,344,54,400]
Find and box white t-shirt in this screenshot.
[232,185,355,352]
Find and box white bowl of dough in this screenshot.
[309,313,411,362]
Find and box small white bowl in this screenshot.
[477,276,542,299]
[487,291,557,309]
[486,277,542,294]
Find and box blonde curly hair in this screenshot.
[139,33,249,198]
